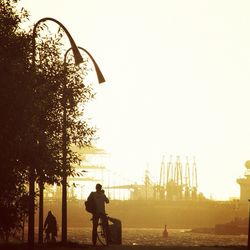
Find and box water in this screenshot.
[67,227,248,246]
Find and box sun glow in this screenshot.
[19,0,250,201]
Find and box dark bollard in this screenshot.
[248,200,250,250]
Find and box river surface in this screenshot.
[66,227,248,246]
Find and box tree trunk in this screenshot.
[62,174,67,243]
[38,181,44,244]
[28,167,35,250]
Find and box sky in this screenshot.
[18,0,250,200]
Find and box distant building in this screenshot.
[237,160,250,203]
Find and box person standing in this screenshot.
[87,183,110,246]
[43,211,57,242]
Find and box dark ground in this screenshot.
[0,242,247,250]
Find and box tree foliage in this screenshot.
[0,0,32,239]
[0,0,96,239]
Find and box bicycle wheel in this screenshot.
[97,221,108,246]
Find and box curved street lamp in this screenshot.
[32,17,83,67]
[64,46,105,83]
[62,48,105,243]
[29,17,83,248]
[62,46,105,243]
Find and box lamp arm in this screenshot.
[64,46,105,84]
[32,17,83,66]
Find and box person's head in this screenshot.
[96,183,102,191]
[48,211,52,216]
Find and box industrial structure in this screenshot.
[156,155,198,200]
[104,155,199,201]
[42,149,199,201]
[42,147,106,200]
[237,160,250,203]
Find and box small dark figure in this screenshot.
[87,183,110,246]
[162,224,168,238]
[44,211,57,242]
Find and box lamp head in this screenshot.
[94,64,105,84]
[71,45,83,65]
[66,32,83,65]
[78,46,105,84]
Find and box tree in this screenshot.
[0,0,96,247]
[0,0,32,241]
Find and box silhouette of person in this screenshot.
[44,211,57,242]
[88,183,110,246]
[162,224,168,238]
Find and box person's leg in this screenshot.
[92,214,99,246]
[52,232,56,242]
[45,231,50,242]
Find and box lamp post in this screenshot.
[62,46,105,239]
[31,17,83,246]
[62,44,105,238]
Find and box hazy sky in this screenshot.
[18,0,250,200]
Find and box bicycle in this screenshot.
[96,215,109,246]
